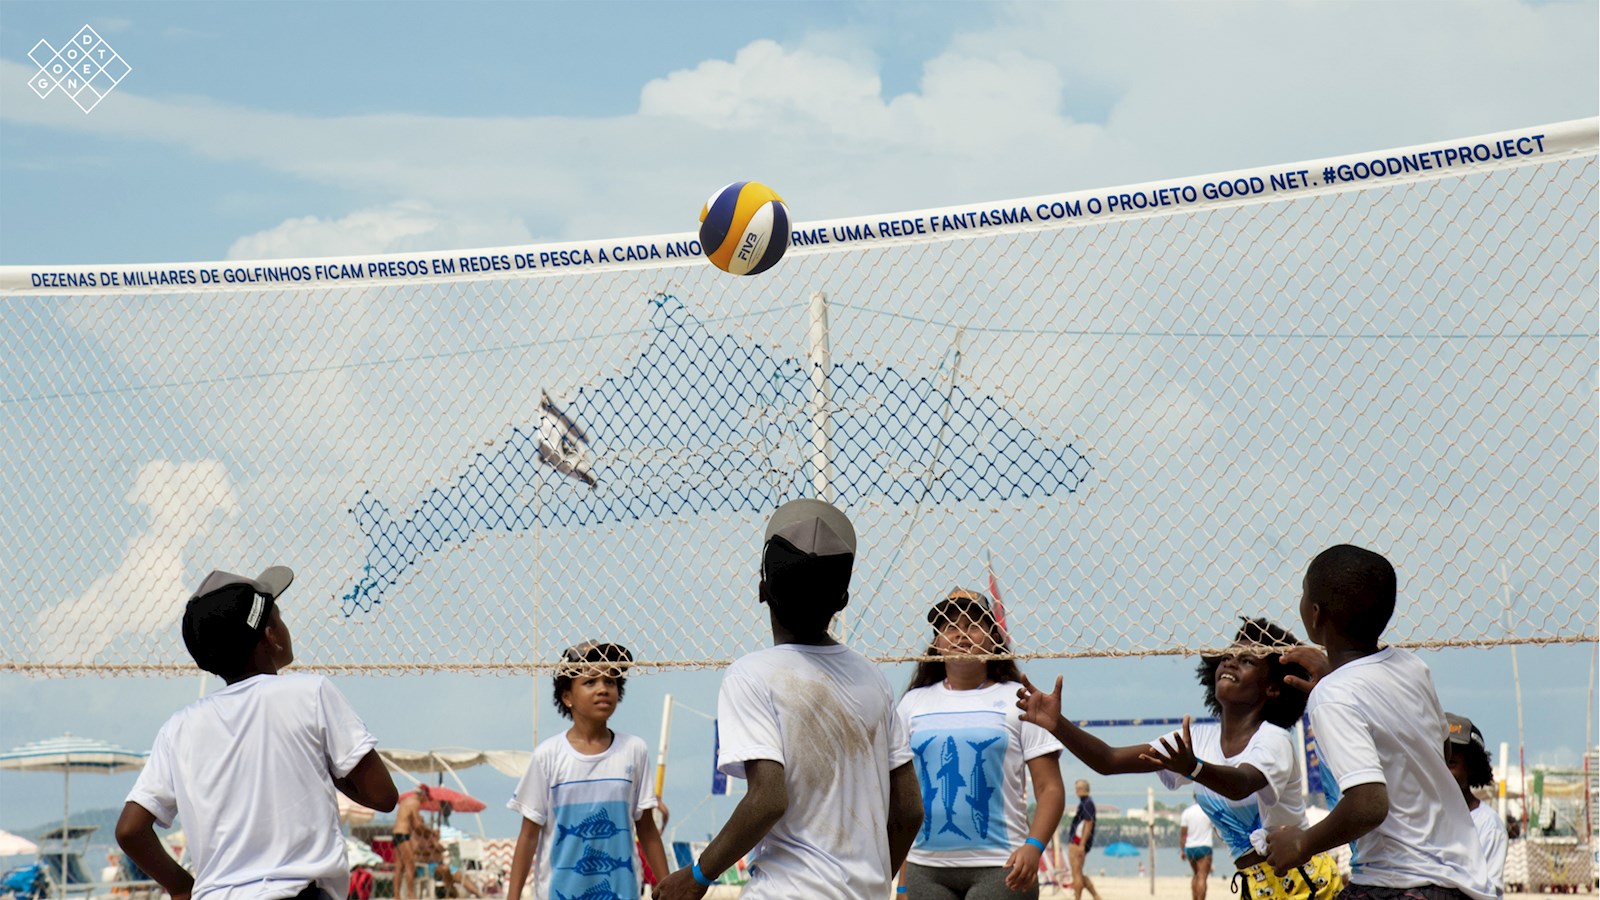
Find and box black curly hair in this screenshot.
[1196,617,1310,729]
[1449,738,1496,789]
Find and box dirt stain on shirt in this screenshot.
[773,668,882,843]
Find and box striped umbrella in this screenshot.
[0,734,146,895]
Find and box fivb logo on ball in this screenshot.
[699,181,790,276]
[29,25,132,114]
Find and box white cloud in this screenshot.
[34,460,239,665]
[640,39,886,132]
[225,202,535,260]
[0,0,1592,257]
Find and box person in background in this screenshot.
[1180,800,1215,900]
[1445,713,1507,898]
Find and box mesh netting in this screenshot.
[2,120,1595,674]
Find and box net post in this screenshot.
[807,290,832,503]
[655,693,673,804]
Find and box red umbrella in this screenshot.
[398,785,486,814]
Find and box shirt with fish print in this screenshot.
[507,731,657,900]
[1152,721,1309,862]
[897,681,1064,868]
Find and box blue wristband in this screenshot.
[896,887,908,895]
[691,863,716,887]
[1025,837,1048,852]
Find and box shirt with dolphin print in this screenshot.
[898,682,1064,867]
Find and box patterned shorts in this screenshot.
[1231,853,1344,900]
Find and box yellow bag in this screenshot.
[1232,852,1343,900]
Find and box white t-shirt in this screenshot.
[506,730,656,900]
[717,643,914,900]
[1180,804,1215,850]
[897,681,1063,867]
[127,673,377,900]
[1306,648,1494,900]
[1469,803,1507,897]
[1153,721,1307,861]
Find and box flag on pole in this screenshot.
[711,720,727,796]
[539,391,598,487]
[986,550,1010,635]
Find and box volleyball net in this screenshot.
[2,118,1595,675]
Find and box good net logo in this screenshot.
[29,25,132,113]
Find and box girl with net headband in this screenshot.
[1016,617,1344,900]
[896,588,1066,899]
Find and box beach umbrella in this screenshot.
[398,785,486,814]
[0,829,38,856]
[1102,841,1141,858]
[0,733,147,890]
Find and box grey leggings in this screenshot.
[906,863,1040,900]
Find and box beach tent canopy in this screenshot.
[1103,841,1141,858]
[0,829,37,856]
[379,748,529,778]
[0,735,146,773]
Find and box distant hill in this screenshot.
[13,807,177,842]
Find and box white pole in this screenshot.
[655,694,674,805]
[1498,741,1510,819]
[806,291,832,504]
[61,769,70,900]
[1501,563,1528,834]
[1146,786,1156,895]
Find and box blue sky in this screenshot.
[2,0,1597,854]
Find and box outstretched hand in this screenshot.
[1016,674,1064,735]
[1137,715,1199,777]
[1280,646,1331,694]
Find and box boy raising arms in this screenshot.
[116,567,398,900]
[505,641,669,900]
[1265,545,1494,900]
[655,499,924,900]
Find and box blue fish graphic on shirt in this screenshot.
[936,736,969,838]
[966,736,1001,839]
[559,846,633,877]
[913,736,939,841]
[557,809,623,846]
[554,885,626,900]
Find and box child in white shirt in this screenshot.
[117,567,397,900]
[1264,544,1495,900]
[506,641,669,900]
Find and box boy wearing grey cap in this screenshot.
[655,498,923,900]
[1445,713,1507,898]
[115,567,397,900]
